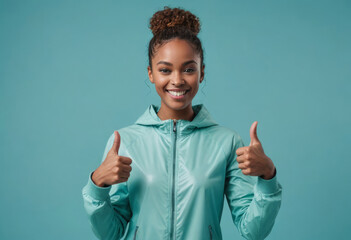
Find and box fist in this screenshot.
[235,121,276,180]
[92,131,133,187]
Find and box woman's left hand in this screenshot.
[236,121,276,180]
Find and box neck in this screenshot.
[157,102,195,121]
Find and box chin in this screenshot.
[165,101,191,110]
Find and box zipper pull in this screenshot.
[133,226,139,240]
[208,225,213,240]
[173,119,176,132]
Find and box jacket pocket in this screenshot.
[208,224,213,240]
[133,226,139,240]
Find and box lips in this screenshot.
[166,89,189,98]
[166,89,189,95]
[166,89,190,92]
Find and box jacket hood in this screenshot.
[134,104,218,135]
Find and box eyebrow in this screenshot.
[156,60,198,66]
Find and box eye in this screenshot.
[184,68,195,73]
[159,68,170,73]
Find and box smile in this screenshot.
[166,90,189,99]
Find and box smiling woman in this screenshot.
[82,6,282,240]
[146,7,205,121]
[148,38,204,120]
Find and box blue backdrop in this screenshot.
[1,0,350,239]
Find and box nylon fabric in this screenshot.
[82,104,282,240]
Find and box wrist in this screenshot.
[92,170,107,187]
[261,165,276,180]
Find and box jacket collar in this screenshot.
[134,104,218,135]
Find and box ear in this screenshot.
[200,64,205,83]
[147,66,154,84]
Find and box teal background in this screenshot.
[1,0,350,239]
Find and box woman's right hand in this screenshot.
[92,131,132,187]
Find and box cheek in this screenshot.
[191,86,199,95]
[190,79,200,91]
[156,87,165,95]
[154,81,166,94]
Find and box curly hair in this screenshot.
[148,6,204,71]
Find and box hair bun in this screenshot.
[149,6,201,36]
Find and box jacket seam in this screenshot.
[223,135,236,168]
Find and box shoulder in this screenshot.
[207,124,243,142]
[105,123,145,149]
[203,125,246,157]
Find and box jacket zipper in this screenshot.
[170,119,177,240]
[208,225,213,240]
[133,226,139,240]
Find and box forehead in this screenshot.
[153,38,199,63]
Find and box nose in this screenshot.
[171,71,185,86]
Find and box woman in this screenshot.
[82,6,282,240]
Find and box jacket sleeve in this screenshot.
[224,134,282,240]
[81,133,132,240]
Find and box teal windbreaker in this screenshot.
[82,104,282,240]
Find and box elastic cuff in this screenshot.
[256,170,280,194]
[83,171,111,201]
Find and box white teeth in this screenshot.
[168,90,187,96]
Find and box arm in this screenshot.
[224,135,282,240]
[82,134,132,240]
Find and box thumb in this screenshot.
[111,131,121,154]
[249,121,260,146]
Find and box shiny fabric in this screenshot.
[82,104,282,240]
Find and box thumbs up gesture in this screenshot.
[235,121,276,180]
[92,131,133,187]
